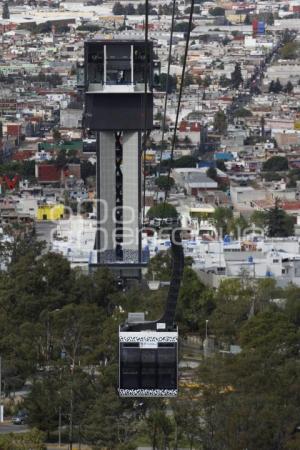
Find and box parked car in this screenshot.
[12,410,28,425]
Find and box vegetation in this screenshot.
[269,78,283,93]
[234,107,253,118]
[213,110,227,134]
[262,156,288,172]
[77,23,101,32]
[0,160,35,179]
[160,155,198,169]
[263,171,283,181]
[219,74,231,88]
[267,199,294,237]
[173,21,195,32]
[206,167,218,181]
[112,2,156,15]
[279,41,299,60]
[250,210,267,229]
[231,62,243,89]
[17,21,70,34]
[0,237,299,448]
[155,175,175,191]
[157,73,177,93]
[2,1,9,19]
[212,207,249,238]
[209,7,225,16]
[0,429,46,450]
[147,202,178,219]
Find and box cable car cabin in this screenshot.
[119,317,178,397]
[84,40,155,131]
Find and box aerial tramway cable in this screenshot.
[142,0,150,223]
[164,0,195,202]
[118,0,194,398]
[157,0,177,183]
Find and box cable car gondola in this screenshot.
[119,228,184,397]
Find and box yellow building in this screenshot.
[189,204,215,219]
[36,204,64,221]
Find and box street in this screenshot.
[0,421,28,434]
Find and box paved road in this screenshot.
[0,421,28,434]
[36,221,57,248]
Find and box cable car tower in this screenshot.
[84,39,156,279]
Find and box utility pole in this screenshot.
[0,356,3,422]
[58,406,61,448]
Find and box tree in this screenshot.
[213,206,233,236]
[213,110,227,134]
[55,149,67,169]
[231,62,243,88]
[147,202,178,219]
[157,73,177,93]
[206,167,218,181]
[266,13,274,25]
[234,107,252,118]
[176,267,215,334]
[269,78,283,93]
[52,128,61,143]
[0,429,46,450]
[285,81,294,93]
[125,3,135,15]
[216,160,226,172]
[279,41,299,60]
[173,155,197,168]
[155,175,175,191]
[203,74,211,88]
[112,1,124,14]
[219,75,231,88]
[209,7,225,16]
[250,210,267,229]
[146,407,174,450]
[159,155,197,170]
[81,387,137,448]
[0,121,3,139]
[267,199,294,237]
[262,156,288,172]
[173,21,195,32]
[2,1,10,19]
[184,72,194,87]
[244,13,251,25]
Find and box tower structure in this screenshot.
[84,39,156,278]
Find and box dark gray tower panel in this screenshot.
[84,40,154,273]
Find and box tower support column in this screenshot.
[122,132,141,260]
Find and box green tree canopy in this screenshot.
[147,202,178,219]
[250,210,267,229]
[266,199,294,237]
[157,73,177,93]
[234,107,252,118]
[231,62,243,88]
[213,110,227,134]
[209,7,225,16]
[173,21,195,32]
[262,156,288,171]
[2,1,9,19]
[279,41,299,60]
[155,175,175,191]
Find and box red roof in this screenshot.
[12,150,34,161]
[281,201,300,211]
[38,165,61,183]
